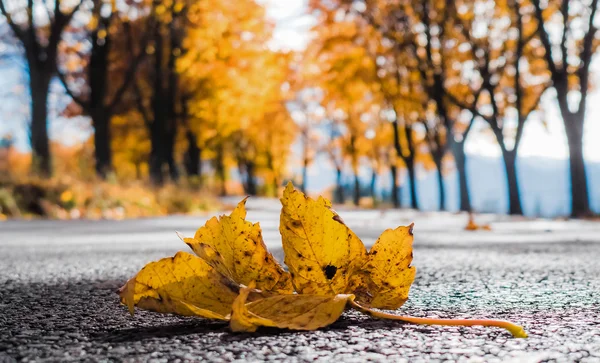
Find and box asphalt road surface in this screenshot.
[1,200,600,362]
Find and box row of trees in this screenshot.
[302,0,599,216]
[0,0,296,194]
[1,0,598,216]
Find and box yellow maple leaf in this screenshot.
[183,198,292,293]
[351,224,416,309]
[279,182,367,295]
[230,283,352,332]
[118,251,240,320]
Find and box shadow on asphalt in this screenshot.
[95,308,411,344]
[97,320,228,343]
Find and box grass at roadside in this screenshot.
[0,177,221,220]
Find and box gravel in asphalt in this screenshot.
[1,213,600,362]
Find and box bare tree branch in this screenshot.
[56,68,89,108]
[532,0,560,77]
[578,0,599,114]
[108,18,154,111]
[0,1,26,42]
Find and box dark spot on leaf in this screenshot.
[244,251,252,257]
[324,265,337,280]
[297,252,303,258]
[307,267,312,272]
[264,256,269,263]
[372,251,378,256]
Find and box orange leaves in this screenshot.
[119,183,527,338]
[465,213,492,231]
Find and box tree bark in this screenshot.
[215,147,226,196]
[451,140,471,212]
[245,161,257,196]
[165,131,179,182]
[335,167,344,203]
[390,165,400,208]
[405,158,419,209]
[90,108,112,178]
[29,71,52,177]
[433,154,445,211]
[564,114,590,217]
[353,169,360,206]
[370,169,377,205]
[88,20,112,179]
[500,149,523,215]
[301,157,308,193]
[184,130,201,177]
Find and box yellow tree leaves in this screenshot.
[119,183,528,338]
[280,183,366,295]
[183,198,292,293]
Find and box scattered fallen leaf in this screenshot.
[465,213,492,231]
[182,198,292,294]
[230,282,351,332]
[351,225,416,309]
[119,183,528,339]
[279,182,367,295]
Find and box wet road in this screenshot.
[1,202,600,362]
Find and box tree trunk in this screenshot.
[353,169,360,206]
[165,132,179,182]
[390,165,400,208]
[89,19,113,179]
[215,148,226,196]
[405,158,419,209]
[29,71,52,177]
[265,151,278,196]
[149,143,164,186]
[165,13,179,184]
[564,116,590,217]
[184,130,201,177]
[135,162,142,180]
[150,21,166,186]
[245,161,257,196]
[433,154,445,211]
[370,169,377,205]
[90,109,112,178]
[501,149,523,215]
[335,167,344,203]
[301,157,308,193]
[451,140,471,212]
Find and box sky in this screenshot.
[2,0,600,163]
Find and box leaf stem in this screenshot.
[350,300,528,338]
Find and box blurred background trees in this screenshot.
[0,0,599,217]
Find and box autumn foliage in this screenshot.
[1,0,599,217]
